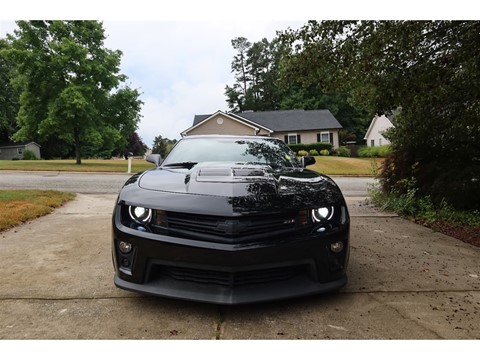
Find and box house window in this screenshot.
[288,134,298,145]
[379,138,382,146]
[17,148,23,155]
[320,132,330,143]
[371,139,375,147]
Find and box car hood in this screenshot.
[118,162,345,215]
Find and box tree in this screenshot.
[225,37,290,112]
[124,131,148,157]
[151,135,177,158]
[224,33,370,140]
[0,39,19,141]
[5,21,142,164]
[281,21,480,210]
[231,37,251,98]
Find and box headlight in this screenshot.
[311,206,334,222]
[128,206,152,223]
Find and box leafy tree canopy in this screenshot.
[152,135,177,158]
[124,131,148,157]
[225,33,370,143]
[3,20,143,163]
[0,39,20,141]
[281,20,480,210]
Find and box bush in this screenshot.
[22,149,39,160]
[336,146,351,157]
[309,149,319,156]
[288,142,332,154]
[297,150,309,156]
[320,149,330,156]
[358,145,391,157]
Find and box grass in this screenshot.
[0,190,76,233]
[0,159,155,173]
[307,156,384,176]
[0,156,381,176]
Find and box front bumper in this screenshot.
[112,213,349,305]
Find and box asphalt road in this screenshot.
[0,170,376,197]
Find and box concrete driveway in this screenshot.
[0,193,479,339]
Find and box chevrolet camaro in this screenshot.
[112,135,350,304]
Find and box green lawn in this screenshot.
[0,159,155,173]
[307,156,383,176]
[0,156,382,176]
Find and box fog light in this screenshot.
[330,241,344,253]
[119,241,132,254]
[121,258,130,267]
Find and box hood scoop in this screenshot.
[196,167,269,182]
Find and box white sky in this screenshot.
[0,1,473,148]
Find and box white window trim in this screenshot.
[288,133,298,145]
[320,131,330,143]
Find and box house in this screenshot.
[0,142,41,160]
[181,109,343,148]
[364,114,395,147]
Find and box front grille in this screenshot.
[155,265,306,288]
[152,210,307,243]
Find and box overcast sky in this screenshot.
[0,19,304,147]
[0,1,472,148]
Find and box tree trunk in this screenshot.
[74,127,81,165]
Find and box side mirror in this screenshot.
[146,154,162,167]
[301,156,316,168]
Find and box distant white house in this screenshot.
[0,142,41,160]
[364,114,395,147]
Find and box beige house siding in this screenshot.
[273,130,340,149]
[256,128,271,136]
[186,114,257,136]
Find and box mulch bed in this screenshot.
[415,219,480,248]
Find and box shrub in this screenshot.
[336,146,351,157]
[22,149,39,160]
[288,142,332,154]
[358,145,391,157]
[320,149,330,156]
[297,150,309,156]
[309,149,319,156]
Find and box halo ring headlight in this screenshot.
[128,206,152,223]
[312,206,334,223]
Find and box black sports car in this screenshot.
[112,135,350,304]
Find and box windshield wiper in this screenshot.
[162,162,198,169]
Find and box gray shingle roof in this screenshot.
[193,109,342,132]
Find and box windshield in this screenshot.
[162,137,301,169]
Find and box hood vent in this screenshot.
[198,168,233,177]
[196,167,268,182]
[233,168,266,177]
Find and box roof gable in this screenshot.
[182,110,272,136]
[364,114,395,140]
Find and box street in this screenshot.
[0,170,376,197]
